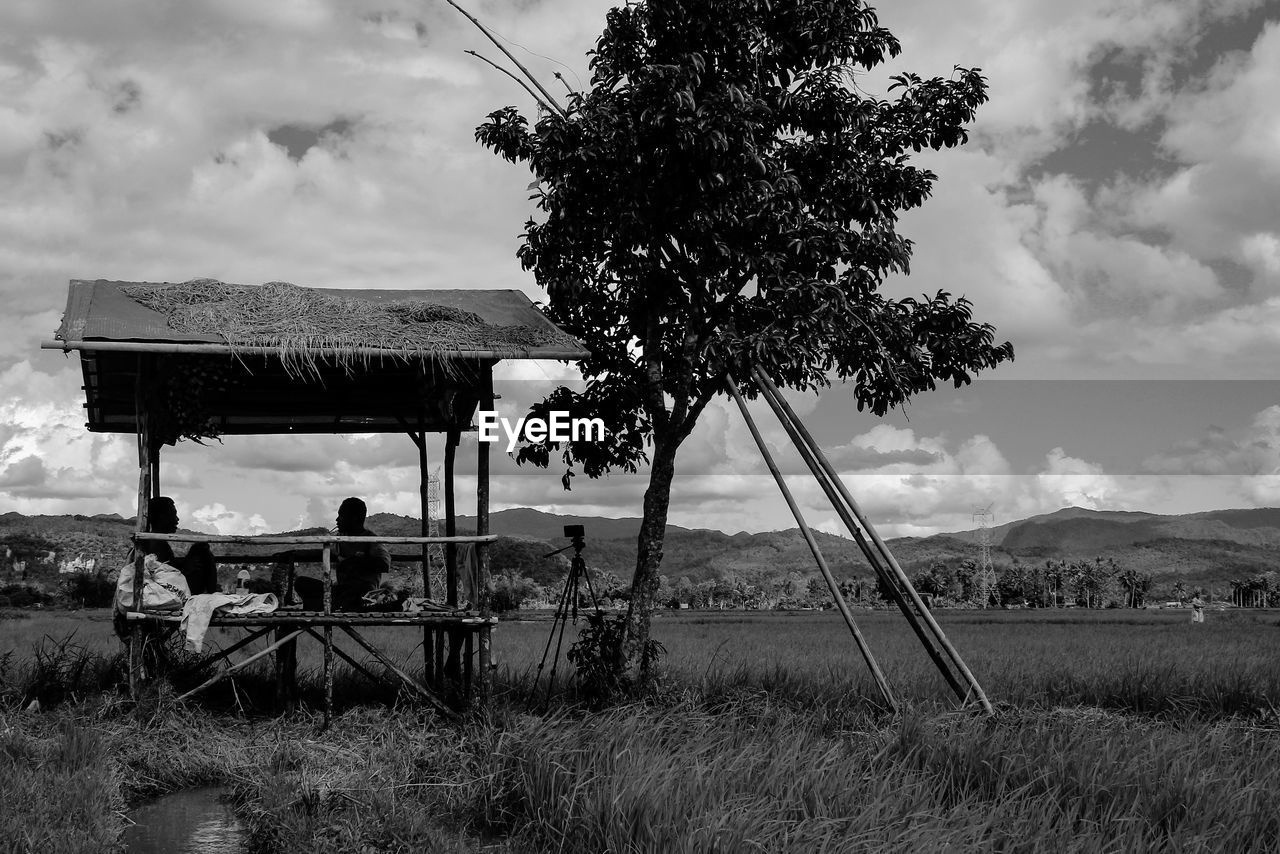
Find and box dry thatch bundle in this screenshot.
[122,279,571,376]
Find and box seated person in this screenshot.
[135,496,220,595]
[293,497,392,611]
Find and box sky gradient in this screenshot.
[2,0,1278,538]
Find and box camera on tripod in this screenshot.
[531,522,600,705]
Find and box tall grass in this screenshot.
[0,720,123,853]
[3,608,1280,851]
[470,703,1280,852]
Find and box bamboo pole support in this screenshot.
[748,375,968,702]
[129,355,152,696]
[478,626,492,709]
[341,626,458,720]
[726,377,897,712]
[475,364,493,704]
[445,428,458,605]
[751,368,994,714]
[322,542,334,725]
[173,627,275,681]
[434,628,445,687]
[138,533,496,546]
[410,417,433,682]
[301,628,384,686]
[176,629,305,702]
[444,426,462,683]
[275,624,298,710]
[149,443,160,500]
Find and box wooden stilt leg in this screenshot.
[434,628,445,687]
[478,625,492,708]
[275,627,298,710]
[463,630,474,703]
[128,627,144,699]
[323,625,334,727]
[424,630,435,686]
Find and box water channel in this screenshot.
[122,786,246,853]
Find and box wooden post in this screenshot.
[322,541,333,726]
[478,625,492,709]
[409,420,434,681]
[434,627,445,686]
[445,428,458,605]
[751,368,994,714]
[476,364,493,705]
[129,356,152,696]
[149,444,160,499]
[726,377,896,712]
[444,426,462,683]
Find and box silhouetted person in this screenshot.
[136,496,219,595]
[294,497,392,611]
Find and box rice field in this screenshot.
[3,607,1280,852]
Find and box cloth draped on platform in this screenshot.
[181,592,279,653]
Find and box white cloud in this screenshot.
[191,502,270,535]
[2,0,1278,538]
[1142,405,1280,476]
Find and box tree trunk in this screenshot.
[625,436,679,683]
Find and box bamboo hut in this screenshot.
[44,278,589,720]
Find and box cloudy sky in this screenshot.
[2,0,1278,540]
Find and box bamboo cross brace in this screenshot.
[301,627,384,685]
[340,626,458,721]
[175,629,305,702]
[171,626,275,682]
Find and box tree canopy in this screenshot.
[475,0,1013,672]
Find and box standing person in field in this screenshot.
[136,496,220,594]
[294,497,392,611]
[1190,592,1206,624]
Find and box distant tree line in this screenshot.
[1229,572,1279,607]
[910,557,1155,609]
[481,550,1264,614]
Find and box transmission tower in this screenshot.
[426,466,446,598]
[973,504,998,608]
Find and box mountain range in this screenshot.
[5,505,1280,595]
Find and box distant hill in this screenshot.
[5,505,1280,595]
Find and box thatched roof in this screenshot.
[49,279,589,439]
[55,279,587,366]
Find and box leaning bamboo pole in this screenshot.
[726,377,897,712]
[751,368,994,714]
[747,373,970,703]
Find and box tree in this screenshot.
[804,575,830,608]
[476,0,1012,677]
[1116,566,1152,609]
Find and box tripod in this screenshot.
[530,525,602,706]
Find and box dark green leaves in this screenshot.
[475,0,1010,477]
